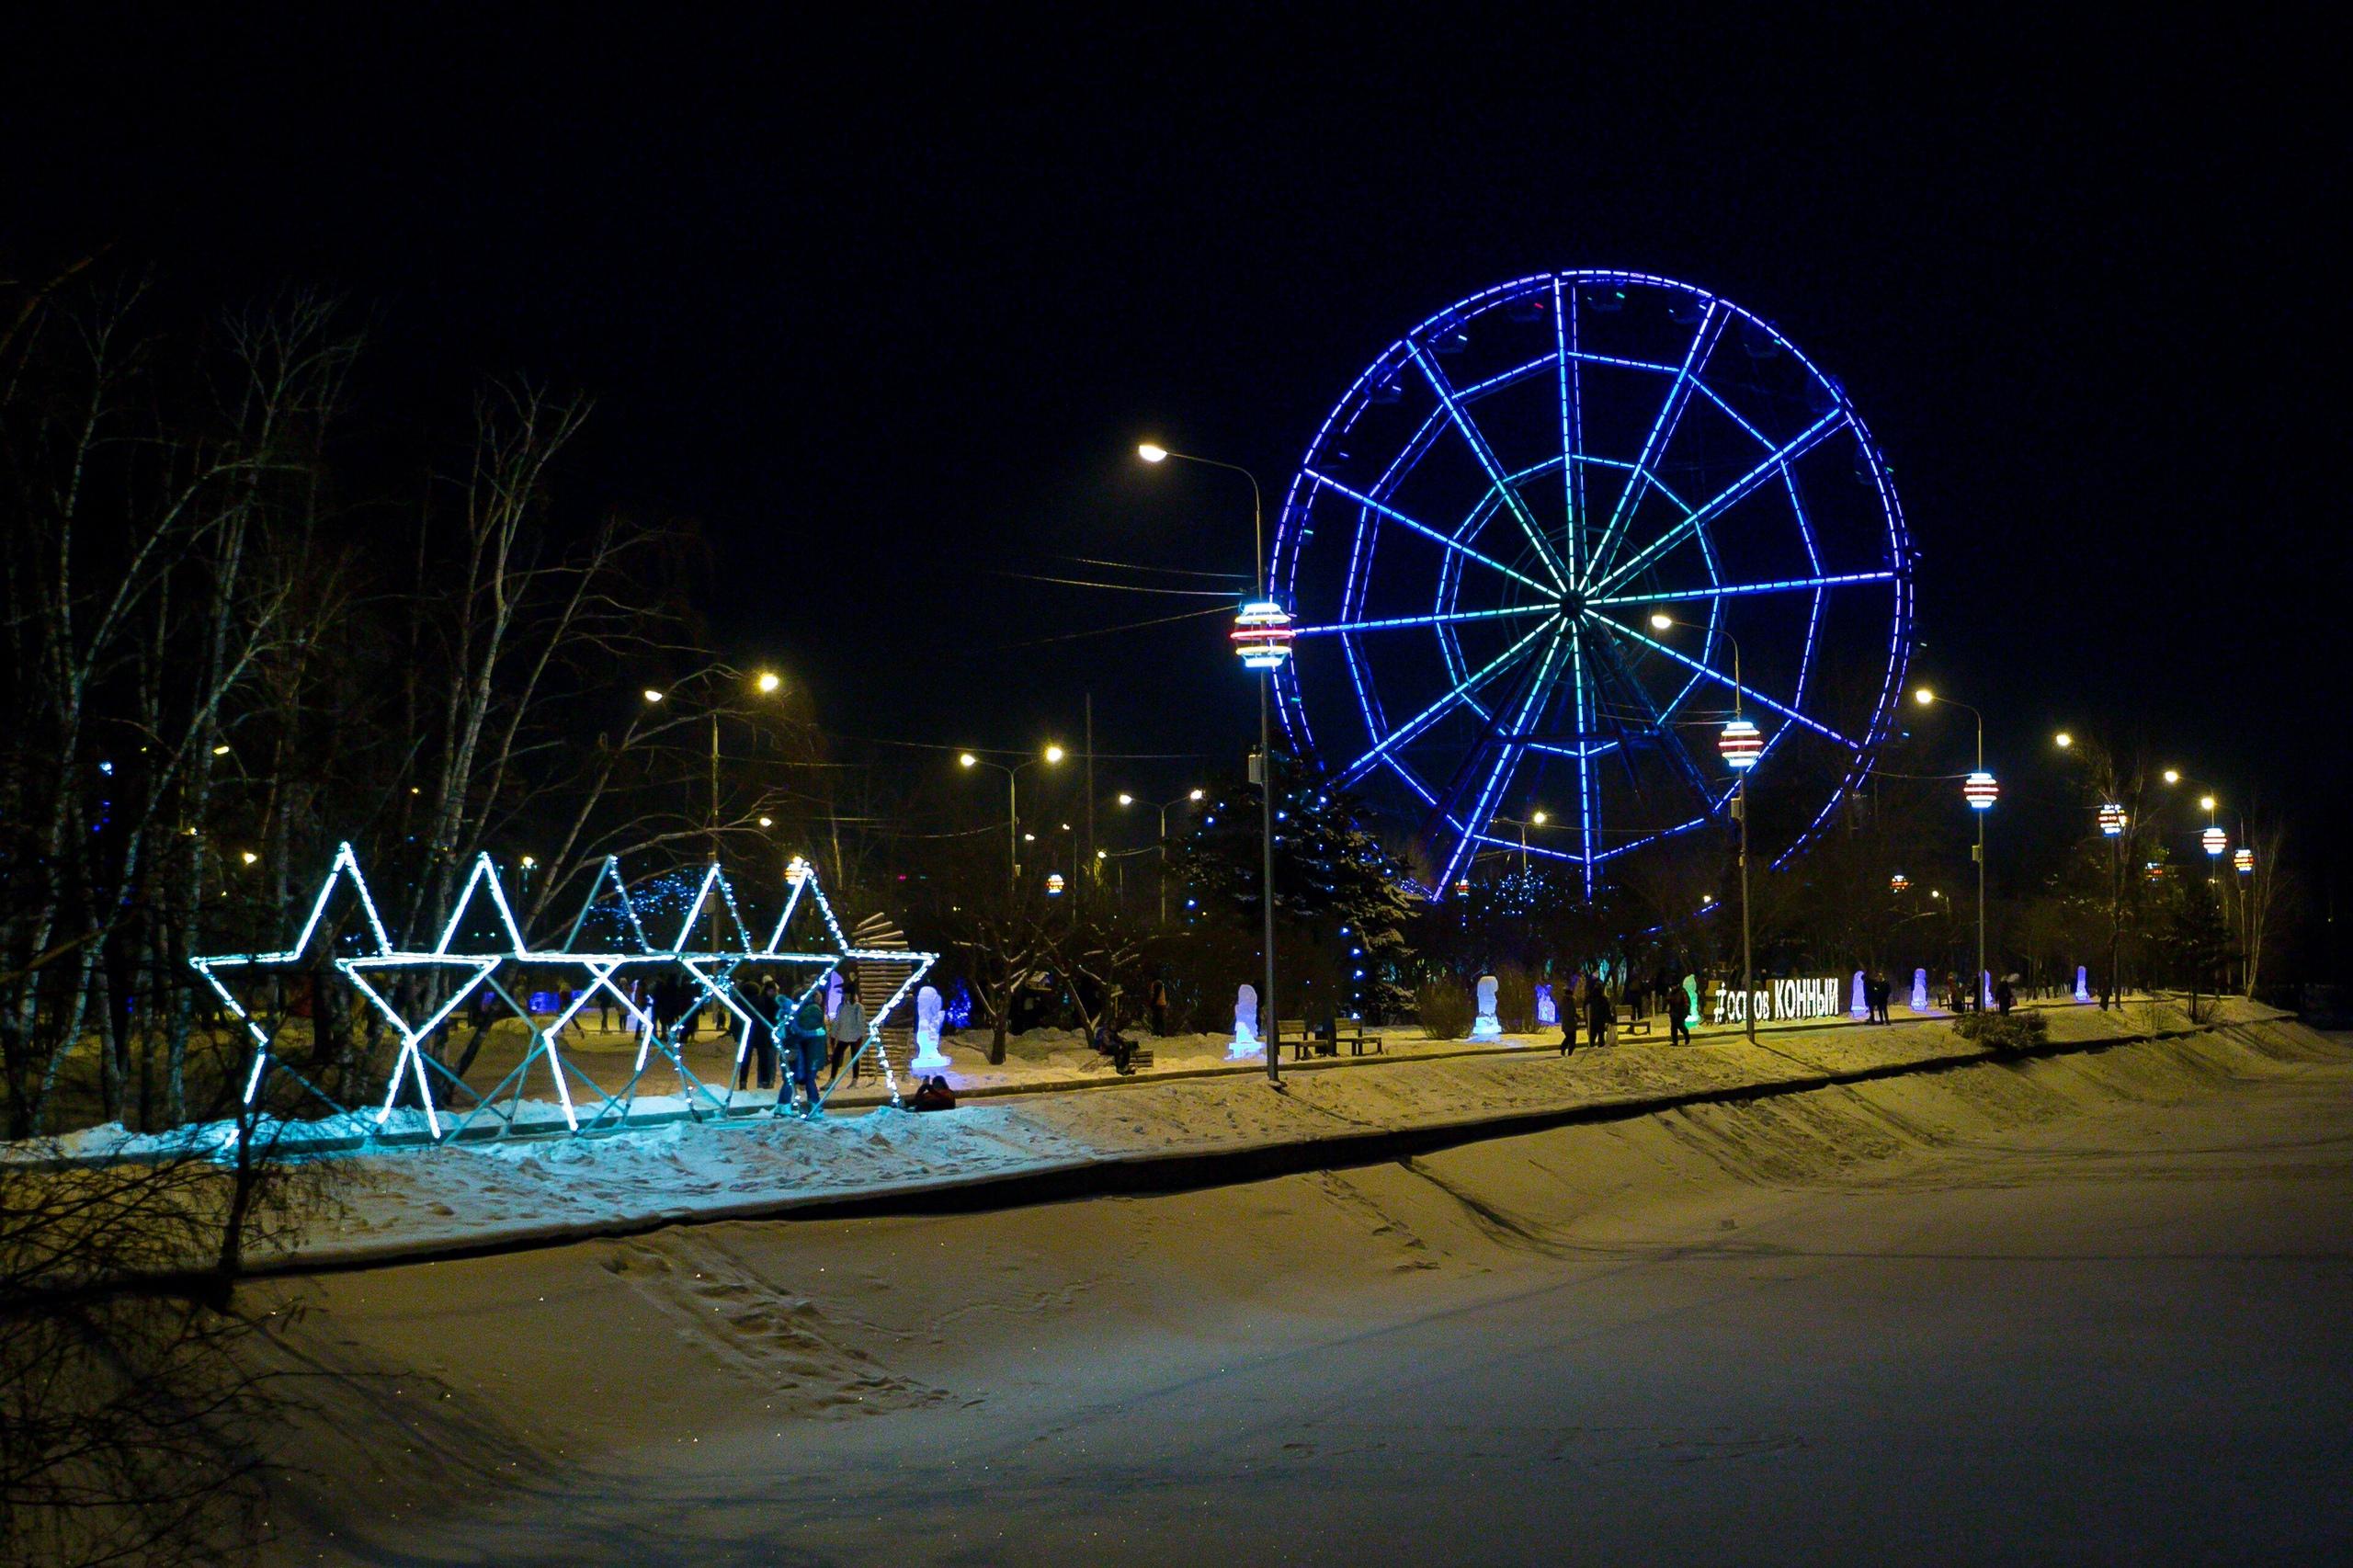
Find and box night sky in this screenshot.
[11,14,2343,953]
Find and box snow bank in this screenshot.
[254,996,2312,1269]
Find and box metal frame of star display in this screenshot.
[190,844,936,1146]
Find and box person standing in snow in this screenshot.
[1586,977,1615,1050]
[738,978,781,1091]
[782,988,828,1115]
[828,975,870,1088]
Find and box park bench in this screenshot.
[1278,1017,1381,1061]
[1089,1031,1154,1074]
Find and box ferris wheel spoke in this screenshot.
[1406,342,1570,588]
[1431,626,1569,893]
[1581,626,1721,817]
[1591,409,1848,598]
[1555,277,1586,586]
[1569,619,1598,895]
[1586,610,1860,749]
[1586,305,1724,589]
[1335,617,1554,787]
[1291,603,1554,638]
[1593,570,1897,608]
[1307,470,1556,597]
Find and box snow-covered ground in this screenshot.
[243,1005,2353,1565]
[215,994,2229,1267]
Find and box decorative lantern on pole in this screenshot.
[1889,872,1910,893]
[1963,770,1998,811]
[2098,802,2127,836]
[1719,710,1762,1043]
[1718,718,1763,771]
[1045,872,1065,897]
[2234,846,2254,875]
[2202,825,2227,858]
[1230,600,1296,670]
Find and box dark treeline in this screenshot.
[0,266,840,1139]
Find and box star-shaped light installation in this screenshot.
[190,845,936,1145]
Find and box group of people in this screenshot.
[1558,973,1626,1055]
[730,973,869,1117]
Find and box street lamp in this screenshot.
[1917,687,1993,1007]
[1520,809,1550,873]
[1123,789,1205,926]
[960,745,1064,893]
[1141,441,1281,1086]
[1656,612,1759,1041]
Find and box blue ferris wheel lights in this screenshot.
[1271,271,1909,899]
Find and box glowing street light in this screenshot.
[961,745,1064,892]
[1141,438,1281,1085]
[755,671,781,694]
[756,815,773,829]
[1918,685,1992,1007]
[2054,731,2073,748]
[211,744,232,756]
[642,688,664,703]
[2199,794,2217,812]
[2163,768,2180,784]
[1656,612,1758,1040]
[240,850,258,866]
[1124,788,1207,926]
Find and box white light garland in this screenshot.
[190,844,936,1145]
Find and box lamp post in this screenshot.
[1124,789,1204,926]
[1511,809,1548,874]
[1654,614,1758,1041]
[1141,441,1282,1086]
[2098,797,2128,1004]
[649,668,784,947]
[1916,687,1991,1009]
[961,745,1064,895]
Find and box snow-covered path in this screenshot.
[282,998,2221,1267]
[253,1013,2353,1564]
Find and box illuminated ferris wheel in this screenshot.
[1268,270,1913,899]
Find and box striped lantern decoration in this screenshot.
[2234,846,2254,874]
[1719,717,1763,770]
[1963,770,1998,811]
[2202,826,2227,858]
[1230,599,1296,670]
[2097,802,2127,836]
[1890,872,1910,893]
